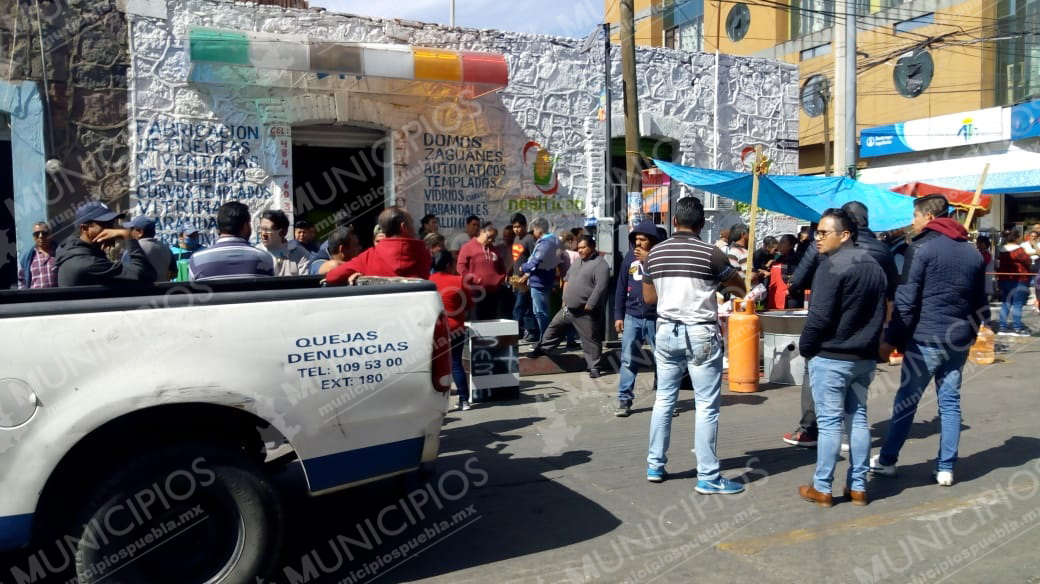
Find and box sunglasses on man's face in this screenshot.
[33,231,49,238]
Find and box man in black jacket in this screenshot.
[798,208,887,507]
[899,194,947,283]
[783,202,897,448]
[842,201,899,300]
[56,202,156,287]
[612,220,662,417]
[871,195,989,488]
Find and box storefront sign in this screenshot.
[1010,99,1040,141]
[507,196,584,213]
[860,106,1009,158]
[421,132,503,229]
[133,119,268,237]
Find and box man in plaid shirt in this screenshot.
[17,221,58,289]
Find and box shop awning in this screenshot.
[857,148,1040,195]
[890,182,992,216]
[187,28,508,88]
[654,160,918,231]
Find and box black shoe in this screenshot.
[589,369,602,379]
[524,335,540,343]
[614,401,632,417]
[566,341,581,350]
[528,347,546,358]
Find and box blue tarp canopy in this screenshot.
[654,160,919,232]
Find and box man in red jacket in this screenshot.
[326,207,431,285]
[457,221,506,320]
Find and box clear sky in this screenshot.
[308,0,604,38]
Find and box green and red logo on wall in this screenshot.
[523,141,559,195]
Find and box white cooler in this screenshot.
[760,312,807,386]
[466,319,520,402]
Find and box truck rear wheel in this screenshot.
[71,444,283,584]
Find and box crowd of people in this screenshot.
[16,194,1039,503]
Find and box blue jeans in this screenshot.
[531,287,551,341]
[878,342,969,472]
[999,280,1029,329]
[647,323,723,481]
[450,333,469,403]
[808,356,874,493]
[512,289,536,337]
[618,315,657,404]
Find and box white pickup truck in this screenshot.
[0,276,452,583]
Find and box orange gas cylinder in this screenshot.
[970,327,996,365]
[728,298,761,393]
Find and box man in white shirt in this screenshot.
[449,215,481,256]
[642,197,746,495]
[257,210,310,276]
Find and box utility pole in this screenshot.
[450,0,455,26]
[603,23,612,216]
[822,79,831,176]
[620,0,641,223]
[832,0,857,177]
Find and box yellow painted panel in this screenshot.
[413,48,462,82]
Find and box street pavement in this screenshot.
[2,314,1036,584]
[272,310,1040,584]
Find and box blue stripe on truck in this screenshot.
[0,513,34,550]
[303,437,426,492]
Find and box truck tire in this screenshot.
[71,444,283,584]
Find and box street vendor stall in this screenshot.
[652,160,919,232]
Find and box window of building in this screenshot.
[800,42,832,61]
[870,0,905,12]
[664,0,704,51]
[996,0,1040,105]
[894,13,935,32]
[790,0,834,38]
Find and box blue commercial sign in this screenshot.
[860,106,1007,158]
[1010,99,1040,141]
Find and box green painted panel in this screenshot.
[189,28,251,66]
[610,137,675,161]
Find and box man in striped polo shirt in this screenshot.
[189,201,275,281]
[642,196,746,495]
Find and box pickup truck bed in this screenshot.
[0,277,451,582]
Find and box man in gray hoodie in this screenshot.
[530,236,610,377]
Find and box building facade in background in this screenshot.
[605,0,1040,230]
[124,0,797,249]
[0,0,796,284]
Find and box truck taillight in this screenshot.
[432,314,453,393]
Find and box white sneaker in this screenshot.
[869,454,897,476]
[935,470,954,486]
[840,442,850,453]
[459,401,472,411]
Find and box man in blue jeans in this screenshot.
[872,195,990,487]
[642,197,746,495]
[613,219,663,417]
[797,208,887,507]
[520,217,560,342]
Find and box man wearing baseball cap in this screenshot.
[170,224,204,282]
[55,201,156,286]
[124,216,173,282]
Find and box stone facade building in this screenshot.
[3,0,798,278]
[1,0,132,286]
